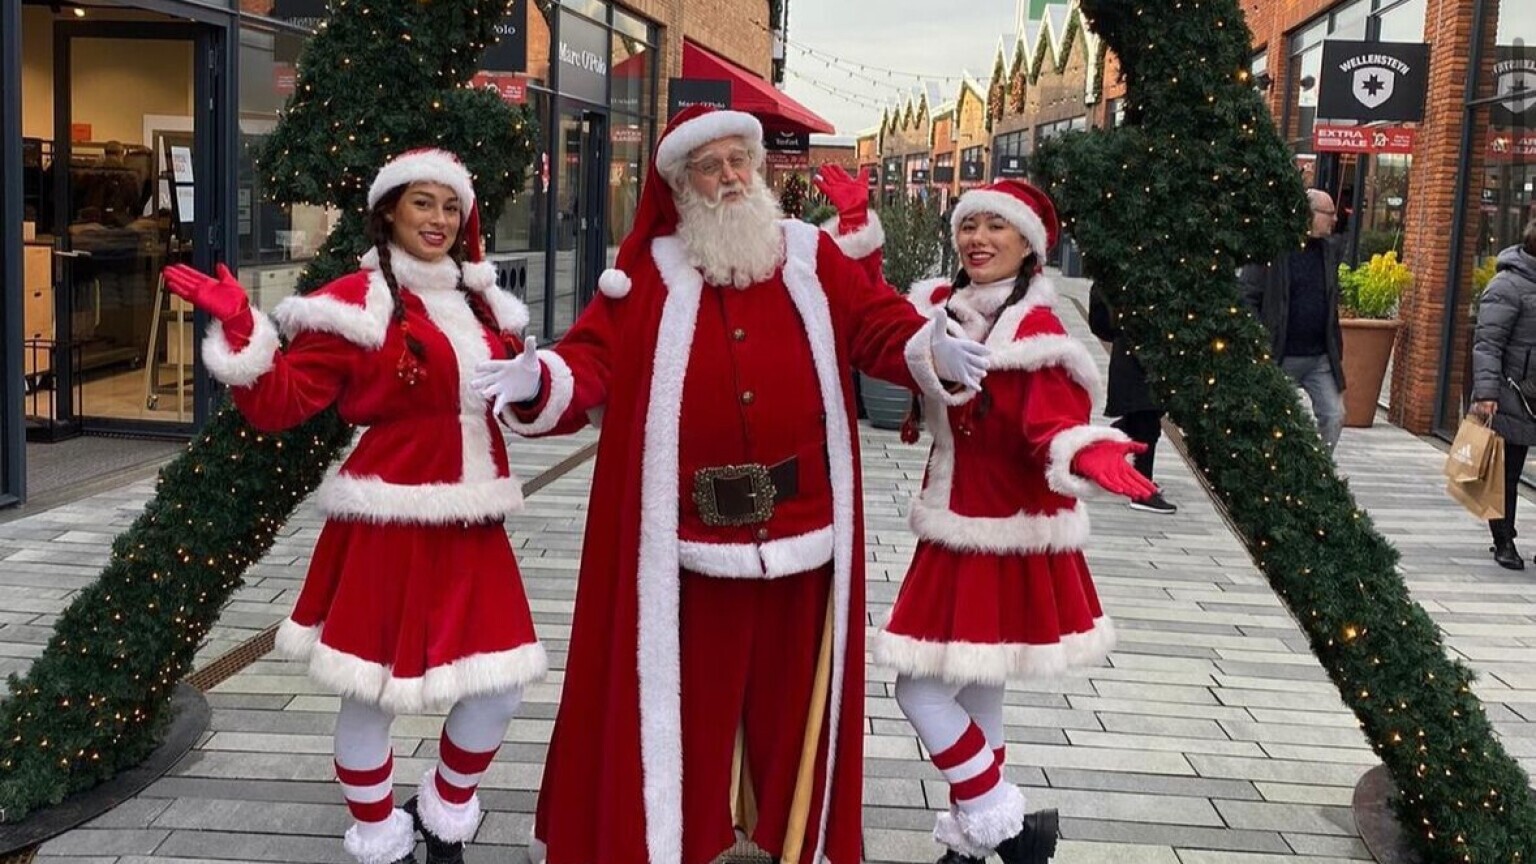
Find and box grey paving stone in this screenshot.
[37,828,169,857]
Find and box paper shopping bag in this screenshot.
[1445,414,1497,484]
[1447,434,1505,520]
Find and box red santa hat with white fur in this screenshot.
[949,178,1060,262]
[596,105,764,299]
[368,148,497,291]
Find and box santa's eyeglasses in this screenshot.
[686,151,752,179]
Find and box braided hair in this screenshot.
[365,185,508,368]
[939,252,1041,420]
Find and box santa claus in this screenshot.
[472,105,988,864]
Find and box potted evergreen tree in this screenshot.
[1337,251,1410,427]
[861,192,945,429]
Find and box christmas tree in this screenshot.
[1033,1,1536,858]
[0,0,536,821]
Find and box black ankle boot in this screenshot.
[1493,539,1525,570]
[994,808,1059,864]
[936,851,986,864]
[402,796,466,864]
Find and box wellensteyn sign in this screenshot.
[1317,39,1429,122]
[1493,46,1536,128]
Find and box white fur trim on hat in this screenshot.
[598,268,632,299]
[368,149,476,210]
[342,808,415,864]
[951,189,1048,258]
[655,110,764,181]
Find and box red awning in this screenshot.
[681,40,834,135]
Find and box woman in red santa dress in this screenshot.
[877,179,1157,864]
[162,149,546,864]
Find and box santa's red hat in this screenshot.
[368,147,494,289]
[596,106,763,299]
[949,178,1060,259]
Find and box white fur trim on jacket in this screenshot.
[874,616,1116,685]
[343,807,415,864]
[499,351,575,436]
[679,526,834,578]
[1044,424,1132,500]
[293,636,547,716]
[416,768,483,843]
[368,148,476,209]
[635,221,855,864]
[819,210,885,261]
[908,499,1089,554]
[202,310,280,388]
[907,278,952,315]
[272,268,393,348]
[954,782,1027,851]
[951,188,1048,258]
[655,110,764,181]
[904,313,978,407]
[314,474,524,524]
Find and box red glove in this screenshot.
[813,164,871,232]
[1071,440,1158,500]
[164,263,254,347]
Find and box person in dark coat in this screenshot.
[1471,218,1536,570]
[1239,189,1347,453]
[1089,287,1177,514]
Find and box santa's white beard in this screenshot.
[675,180,785,288]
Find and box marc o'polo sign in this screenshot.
[1317,39,1429,122]
[667,78,731,119]
[1493,45,1536,128]
[557,9,609,105]
[482,0,528,73]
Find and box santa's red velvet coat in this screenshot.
[200,248,546,715]
[507,218,951,864]
[874,276,1120,686]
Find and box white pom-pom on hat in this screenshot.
[598,268,632,299]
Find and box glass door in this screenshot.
[48,21,205,431]
[550,106,607,336]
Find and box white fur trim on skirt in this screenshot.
[873,617,1116,686]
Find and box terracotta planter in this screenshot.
[1339,318,1401,428]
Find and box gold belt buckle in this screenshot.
[693,462,777,527]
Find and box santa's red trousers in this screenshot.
[679,564,832,864]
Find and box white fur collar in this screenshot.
[947,279,1017,340]
[360,245,461,293]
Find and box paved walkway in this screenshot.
[5,275,1534,863]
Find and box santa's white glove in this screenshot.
[929,309,988,391]
[472,337,544,416]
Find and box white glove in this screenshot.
[471,337,544,416]
[929,308,988,391]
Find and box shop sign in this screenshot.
[960,160,984,182]
[273,63,297,96]
[1488,132,1536,163]
[482,0,528,74]
[910,168,930,183]
[933,166,955,183]
[765,151,809,169]
[766,130,808,153]
[557,9,609,106]
[270,0,325,31]
[866,168,880,188]
[611,125,644,145]
[1493,46,1536,129]
[1312,124,1416,154]
[1317,39,1430,122]
[996,154,1027,178]
[667,78,731,119]
[471,72,528,105]
[883,158,901,186]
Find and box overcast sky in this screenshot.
[781,0,1017,136]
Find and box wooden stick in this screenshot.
[731,723,758,834]
[780,598,836,864]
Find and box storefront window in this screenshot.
[237,23,331,313]
[1374,0,1427,42]
[1437,0,1536,434]
[611,33,653,120]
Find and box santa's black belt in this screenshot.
[692,456,800,527]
